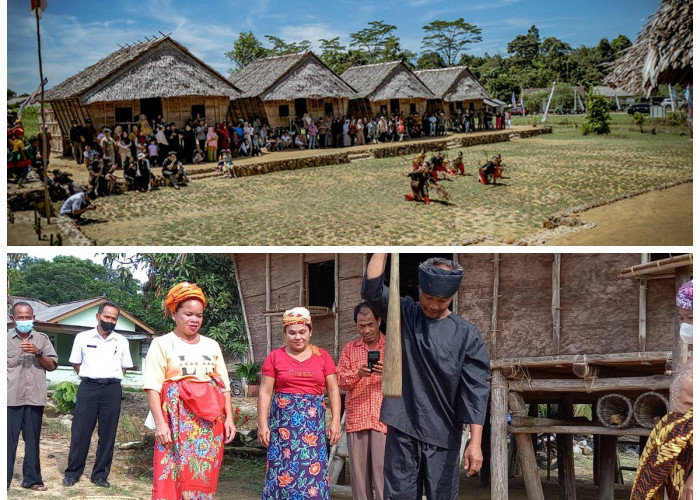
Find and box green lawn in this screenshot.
[76,114,692,246]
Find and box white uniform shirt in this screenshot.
[69,327,133,379]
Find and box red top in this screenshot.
[261,345,337,395]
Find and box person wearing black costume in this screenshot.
[361,253,490,500]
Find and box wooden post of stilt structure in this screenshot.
[34,7,51,224]
[598,435,618,500]
[490,369,508,500]
[508,392,544,500]
[557,399,576,500]
[265,253,271,355]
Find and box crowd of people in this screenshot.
[8,262,693,499]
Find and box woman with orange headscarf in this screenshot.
[258,307,341,499]
[143,282,236,500]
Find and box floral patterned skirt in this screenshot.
[262,393,329,500]
[152,379,225,500]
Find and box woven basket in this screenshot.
[596,393,634,428]
[633,391,669,429]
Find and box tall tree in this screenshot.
[264,35,311,55]
[597,37,616,64]
[507,25,540,66]
[421,18,482,66]
[416,51,447,69]
[349,20,398,63]
[610,34,632,53]
[225,31,269,73]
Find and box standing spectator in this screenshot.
[7,302,58,492]
[337,302,387,500]
[148,138,159,167]
[332,118,343,148]
[218,122,230,156]
[258,307,342,500]
[317,118,327,149]
[100,128,115,163]
[396,118,405,142]
[166,123,180,158]
[206,126,218,162]
[182,123,197,164]
[63,302,133,488]
[308,121,318,149]
[505,110,512,130]
[82,118,96,150]
[429,113,437,136]
[355,118,365,146]
[117,130,133,168]
[155,125,169,164]
[196,119,207,152]
[377,116,388,142]
[69,119,83,165]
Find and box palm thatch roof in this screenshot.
[44,36,241,103]
[414,66,491,101]
[341,61,435,101]
[230,51,356,100]
[604,0,692,97]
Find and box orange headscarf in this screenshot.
[282,307,312,329]
[163,282,207,317]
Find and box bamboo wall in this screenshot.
[367,98,428,118]
[261,98,349,129]
[237,253,678,365]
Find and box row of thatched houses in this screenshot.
[43,36,493,154]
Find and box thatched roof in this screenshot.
[45,36,241,103]
[230,51,356,100]
[604,0,692,97]
[414,66,491,101]
[341,61,435,101]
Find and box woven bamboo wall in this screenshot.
[369,98,427,118]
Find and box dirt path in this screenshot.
[544,183,692,246]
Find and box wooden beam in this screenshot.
[639,253,649,351]
[299,254,305,306]
[334,253,339,360]
[509,424,651,437]
[265,253,271,355]
[598,435,618,500]
[491,253,500,359]
[552,254,561,354]
[618,254,692,279]
[509,374,671,393]
[508,393,544,500]
[490,370,508,500]
[491,351,671,370]
[453,252,459,312]
[672,266,692,371]
[557,399,576,500]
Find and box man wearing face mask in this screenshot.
[63,302,133,488]
[7,302,58,491]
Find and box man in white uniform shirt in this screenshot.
[62,302,133,488]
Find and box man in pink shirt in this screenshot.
[337,302,386,500]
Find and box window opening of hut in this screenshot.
[324,102,334,116]
[307,260,335,310]
[294,98,307,118]
[115,107,132,123]
[410,103,417,114]
[390,99,400,115]
[279,105,290,118]
[382,253,454,306]
[191,105,205,120]
[140,97,162,122]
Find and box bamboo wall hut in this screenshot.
[234,252,690,499]
[341,61,435,118]
[229,52,356,129]
[414,66,492,116]
[43,35,241,155]
[604,0,692,97]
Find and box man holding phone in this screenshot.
[337,302,386,500]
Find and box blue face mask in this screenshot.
[15,320,34,334]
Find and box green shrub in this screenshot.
[584,92,611,135]
[580,122,593,135]
[52,381,78,413]
[668,110,686,126]
[235,362,261,384]
[632,112,646,133]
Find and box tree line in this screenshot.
[225,20,633,102]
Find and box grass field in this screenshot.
[66,114,692,246]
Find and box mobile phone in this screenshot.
[367,351,380,371]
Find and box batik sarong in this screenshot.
[630,408,693,500]
[152,378,226,500]
[262,393,330,499]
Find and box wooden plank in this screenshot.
[556,400,576,500]
[552,254,561,354]
[509,374,670,393]
[618,254,692,278]
[490,370,508,500]
[491,253,500,358]
[508,393,544,500]
[508,425,651,437]
[598,435,617,500]
[491,352,671,370]
[334,253,339,360]
[265,253,271,355]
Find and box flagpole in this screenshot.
[35,4,52,224]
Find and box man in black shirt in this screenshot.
[69,120,83,165]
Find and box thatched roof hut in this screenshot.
[414,66,491,114]
[604,0,692,97]
[229,51,356,128]
[44,35,241,154]
[341,61,435,118]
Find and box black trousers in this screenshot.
[64,380,122,482]
[7,405,45,488]
[383,426,460,500]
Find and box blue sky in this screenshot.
[7,0,660,94]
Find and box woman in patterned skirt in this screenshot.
[143,282,236,499]
[258,307,342,499]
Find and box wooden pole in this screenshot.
[35,10,51,223]
[452,252,460,313]
[638,253,650,351]
[232,255,255,363]
[299,254,305,306]
[491,253,500,358]
[383,253,402,397]
[334,253,339,360]
[552,254,561,354]
[598,435,618,500]
[672,266,692,371]
[556,399,576,500]
[490,369,508,500]
[265,253,271,355]
[508,392,544,500]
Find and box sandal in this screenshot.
[27,484,48,491]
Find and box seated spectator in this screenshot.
[251,133,262,156]
[59,190,97,222]
[192,147,204,165]
[136,152,153,192]
[277,132,292,151]
[123,157,140,191]
[161,151,188,189]
[99,158,118,196]
[294,133,306,150]
[50,169,79,198]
